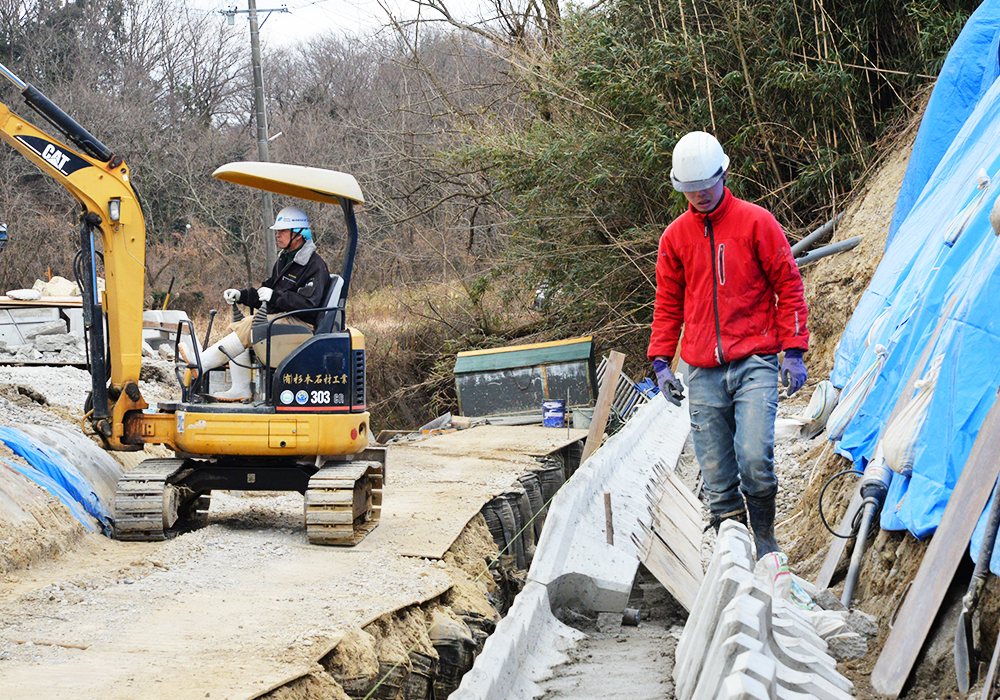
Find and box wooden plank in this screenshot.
[650,501,701,555]
[649,509,702,577]
[661,462,703,513]
[660,472,703,524]
[650,476,702,545]
[643,534,701,612]
[640,468,704,608]
[815,489,864,590]
[581,351,625,464]
[871,393,1000,697]
[816,295,957,590]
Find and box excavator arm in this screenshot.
[0,64,147,448]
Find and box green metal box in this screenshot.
[453,336,597,419]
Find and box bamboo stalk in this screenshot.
[692,0,715,132]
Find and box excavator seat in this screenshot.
[250,273,345,369]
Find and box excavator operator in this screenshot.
[182,206,330,401]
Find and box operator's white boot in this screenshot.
[213,349,252,402]
[180,332,245,375]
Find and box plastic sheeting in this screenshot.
[828,3,1000,573]
[0,426,117,534]
[1,457,97,532]
[885,1,1000,243]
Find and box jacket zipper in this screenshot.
[706,219,725,363]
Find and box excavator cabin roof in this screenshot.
[212,162,364,205]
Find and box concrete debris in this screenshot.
[811,587,849,612]
[825,632,868,661]
[674,521,855,699]
[31,275,80,297]
[846,610,878,639]
[6,289,41,301]
[24,319,68,339]
[0,332,85,364]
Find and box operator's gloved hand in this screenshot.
[781,349,808,396]
[257,286,273,303]
[223,288,241,305]
[653,358,685,407]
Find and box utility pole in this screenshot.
[222,3,288,270]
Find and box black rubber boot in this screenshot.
[706,507,748,533]
[744,489,780,560]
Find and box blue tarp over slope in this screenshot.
[886,2,1000,242]
[829,0,1000,571]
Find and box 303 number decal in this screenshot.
[308,390,347,405]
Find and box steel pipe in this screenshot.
[795,236,861,267]
[791,212,844,255]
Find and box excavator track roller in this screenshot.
[113,457,206,541]
[304,460,383,546]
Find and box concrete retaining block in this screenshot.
[675,523,855,700]
[529,395,690,612]
[450,395,691,700]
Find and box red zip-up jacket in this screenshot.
[647,188,809,367]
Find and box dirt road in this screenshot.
[0,363,584,699]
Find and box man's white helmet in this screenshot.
[670,131,730,192]
[270,206,309,231]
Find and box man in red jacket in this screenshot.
[648,131,809,559]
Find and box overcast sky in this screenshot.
[183,0,481,48]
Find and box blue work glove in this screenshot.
[653,358,685,407]
[781,349,808,396]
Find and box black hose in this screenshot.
[818,468,863,538]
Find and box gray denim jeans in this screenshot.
[687,354,780,516]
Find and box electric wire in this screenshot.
[817,468,862,539]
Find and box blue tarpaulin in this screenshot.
[830,0,1000,572]
[1,457,97,532]
[886,2,1000,243]
[0,426,112,534]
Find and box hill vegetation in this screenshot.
[0,0,978,427]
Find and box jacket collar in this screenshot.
[688,187,733,224]
[282,240,316,266]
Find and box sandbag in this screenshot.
[801,380,839,439]
[882,354,944,477]
[828,345,888,442]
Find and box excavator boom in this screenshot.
[0,62,147,447]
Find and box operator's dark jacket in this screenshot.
[236,240,330,326]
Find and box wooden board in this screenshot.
[362,424,586,560]
[639,469,703,612]
[816,295,957,590]
[871,393,1000,697]
[581,351,624,464]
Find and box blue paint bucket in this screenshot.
[542,399,566,427]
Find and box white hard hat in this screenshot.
[270,206,309,231]
[670,131,730,192]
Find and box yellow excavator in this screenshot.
[0,62,384,545]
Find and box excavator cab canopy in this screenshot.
[211,162,364,205]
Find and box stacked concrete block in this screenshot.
[674,521,854,700]
[449,581,585,700]
[450,395,691,700]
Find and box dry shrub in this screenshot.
[350,277,541,432]
[0,211,80,293]
[144,224,250,342]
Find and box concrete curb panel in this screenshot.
[675,523,855,700]
[451,396,690,700]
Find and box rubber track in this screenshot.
[304,460,383,546]
[113,457,186,541]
